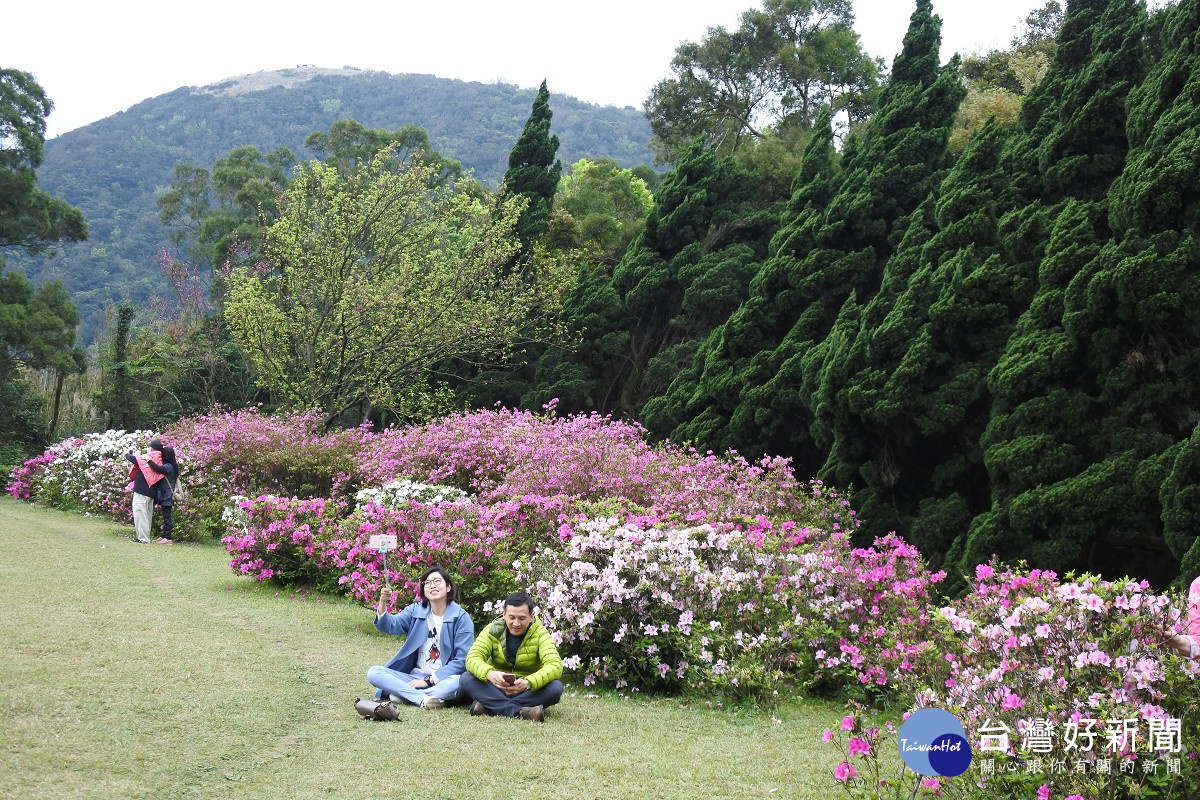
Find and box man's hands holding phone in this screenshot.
[488,670,528,695]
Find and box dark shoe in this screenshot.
[519,705,544,722]
[470,701,487,716]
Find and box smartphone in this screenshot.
[502,673,516,685]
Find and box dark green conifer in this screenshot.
[613,141,769,420]
[958,0,1150,580]
[521,260,629,414]
[655,108,839,449]
[673,0,965,475]
[501,80,562,255]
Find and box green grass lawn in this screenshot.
[0,497,846,800]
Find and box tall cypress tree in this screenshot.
[613,141,770,420]
[521,259,629,414]
[959,0,1149,581]
[501,80,562,256]
[673,0,965,476]
[526,142,771,420]
[96,304,139,430]
[809,119,1010,560]
[1058,0,1200,583]
[655,108,839,449]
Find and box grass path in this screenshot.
[0,497,844,799]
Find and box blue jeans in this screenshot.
[366,666,464,706]
[460,672,563,717]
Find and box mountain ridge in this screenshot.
[16,68,655,344]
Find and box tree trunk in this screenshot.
[49,370,65,441]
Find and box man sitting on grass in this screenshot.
[461,591,563,721]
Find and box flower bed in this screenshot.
[9,404,1200,787]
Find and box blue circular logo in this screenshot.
[897,708,972,777]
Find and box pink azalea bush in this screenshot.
[914,563,1198,799]
[823,703,936,798]
[6,430,157,518]
[7,447,65,499]
[334,496,517,609]
[822,562,1200,799]
[518,509,944,702]
[357,403,813,524]
[222,495,347,589]
[221,472,541,612]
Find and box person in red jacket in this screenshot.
[124,441,165,544]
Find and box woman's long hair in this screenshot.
[159,446,179,485]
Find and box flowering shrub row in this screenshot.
[7,430,158,521]
[9,405,1200,800]
[516,514,944,703]
[824,562,1200,799]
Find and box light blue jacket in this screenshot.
[374,600,474,684]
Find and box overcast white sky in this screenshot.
[12,0,1048,140]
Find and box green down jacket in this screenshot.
[465,616,563,691]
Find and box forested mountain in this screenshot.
[12,67,654,343]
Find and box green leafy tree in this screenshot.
[0,265,86,445]
[960,1,1062,92]
[0,69,87,251]
[0,69,86,450]
[501,80,562,256]
[555,157,653,266]
[643,0,881,163]
[157,144,295,291]
[305,118,462,183]
[224,149,572,424]
[94,304,139,430]
[513,157,654,413]
[951,2,1063,153]
[155,146,294,421]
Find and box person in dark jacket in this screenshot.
[124,441,165,544]
[150,446,179,544]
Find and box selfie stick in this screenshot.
[369,534,397,594]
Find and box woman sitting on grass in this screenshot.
[366,566,474,709]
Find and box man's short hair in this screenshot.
[503,591,533,611]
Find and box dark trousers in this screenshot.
[160,505,173,540]
[460,672,563,717]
